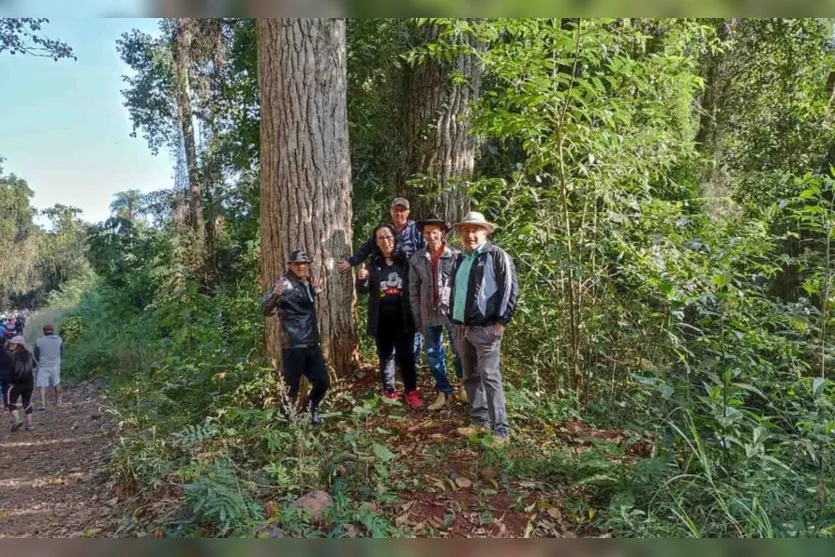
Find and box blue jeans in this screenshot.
[424,322,463,393]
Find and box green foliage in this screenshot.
[31,17,835,538]
[0,18,75,60]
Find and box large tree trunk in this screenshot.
[257,18,358,375]
[173,18,206,263]
[400,20,482,224]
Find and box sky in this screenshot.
[0,17,175,226]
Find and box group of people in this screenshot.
[262,197,518,444]
[0,323,65,432]
[0,312,27,336]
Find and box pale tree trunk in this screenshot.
[257,18,358,375]
[400,20,482,224]
[173,18,206,263]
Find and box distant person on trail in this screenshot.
[7,336,36,432]
[0,331,13,415]
[338,197,425,362]
[14,314,24,335]
[356,224,423,408]
[34,324,64,409]
[261,249,330,427]
[409,214,465,410]
[450,212,519,446]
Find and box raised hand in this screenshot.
[312,276,325,294]
[273,277,289,297]
[356,265,369,281]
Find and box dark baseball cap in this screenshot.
[391,197,410,209]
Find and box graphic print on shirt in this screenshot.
[379,270,403,297]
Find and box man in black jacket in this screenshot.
[451,212,519,446]
[261,249,329,426]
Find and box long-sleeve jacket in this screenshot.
[356,251,416,338]
[408,244,458,331]
[450,242,519,327]
[347,220,425,266]
[261,271,321,348]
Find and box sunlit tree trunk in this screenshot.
[257,18,358,374]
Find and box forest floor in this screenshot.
[0,382,117,538]
[0,371,644,538]
[322,365,643,538]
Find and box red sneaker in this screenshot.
[382,390,399,400]
[405,390,424,409]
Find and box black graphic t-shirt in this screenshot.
[377,261,404,318]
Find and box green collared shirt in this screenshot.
[453,242,486,323]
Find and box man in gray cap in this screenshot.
[337,197,426,272]
[450,211,519,446]
[262,249,329,426]
[338,197,426,362]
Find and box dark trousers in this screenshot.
[8,378,34,415]
[375,314,417,393]
[0,379,9,409]
[282,345,330,413]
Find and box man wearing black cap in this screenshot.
[337,197,426,272]
[409,214,465,410]
[261,249,329,426]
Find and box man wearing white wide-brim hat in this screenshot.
[450,211,519,446]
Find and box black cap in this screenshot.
[416,213,451,233]
[287,249,313,264]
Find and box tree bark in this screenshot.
[172,18,206,262]
[257,18,358,375]
[400,21,482,224]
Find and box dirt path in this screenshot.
[0,382,117,537]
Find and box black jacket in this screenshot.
[356,251,415,338]
[450,242,519,327]
[261,271,321,348]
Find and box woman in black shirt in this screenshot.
[7,336,35,432]
[357,224,423,408]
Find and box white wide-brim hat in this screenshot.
[453,211,496,234]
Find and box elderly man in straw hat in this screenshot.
[450,211,519,446]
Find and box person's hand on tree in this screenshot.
[312,276,325,294]
[338,260,352,274]
[357,265,369,281]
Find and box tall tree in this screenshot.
[256,18,357,374]
[110,189,144,222]
[171,18,206,263]
[400,19,482,223]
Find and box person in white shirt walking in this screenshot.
[34,324,64,409]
